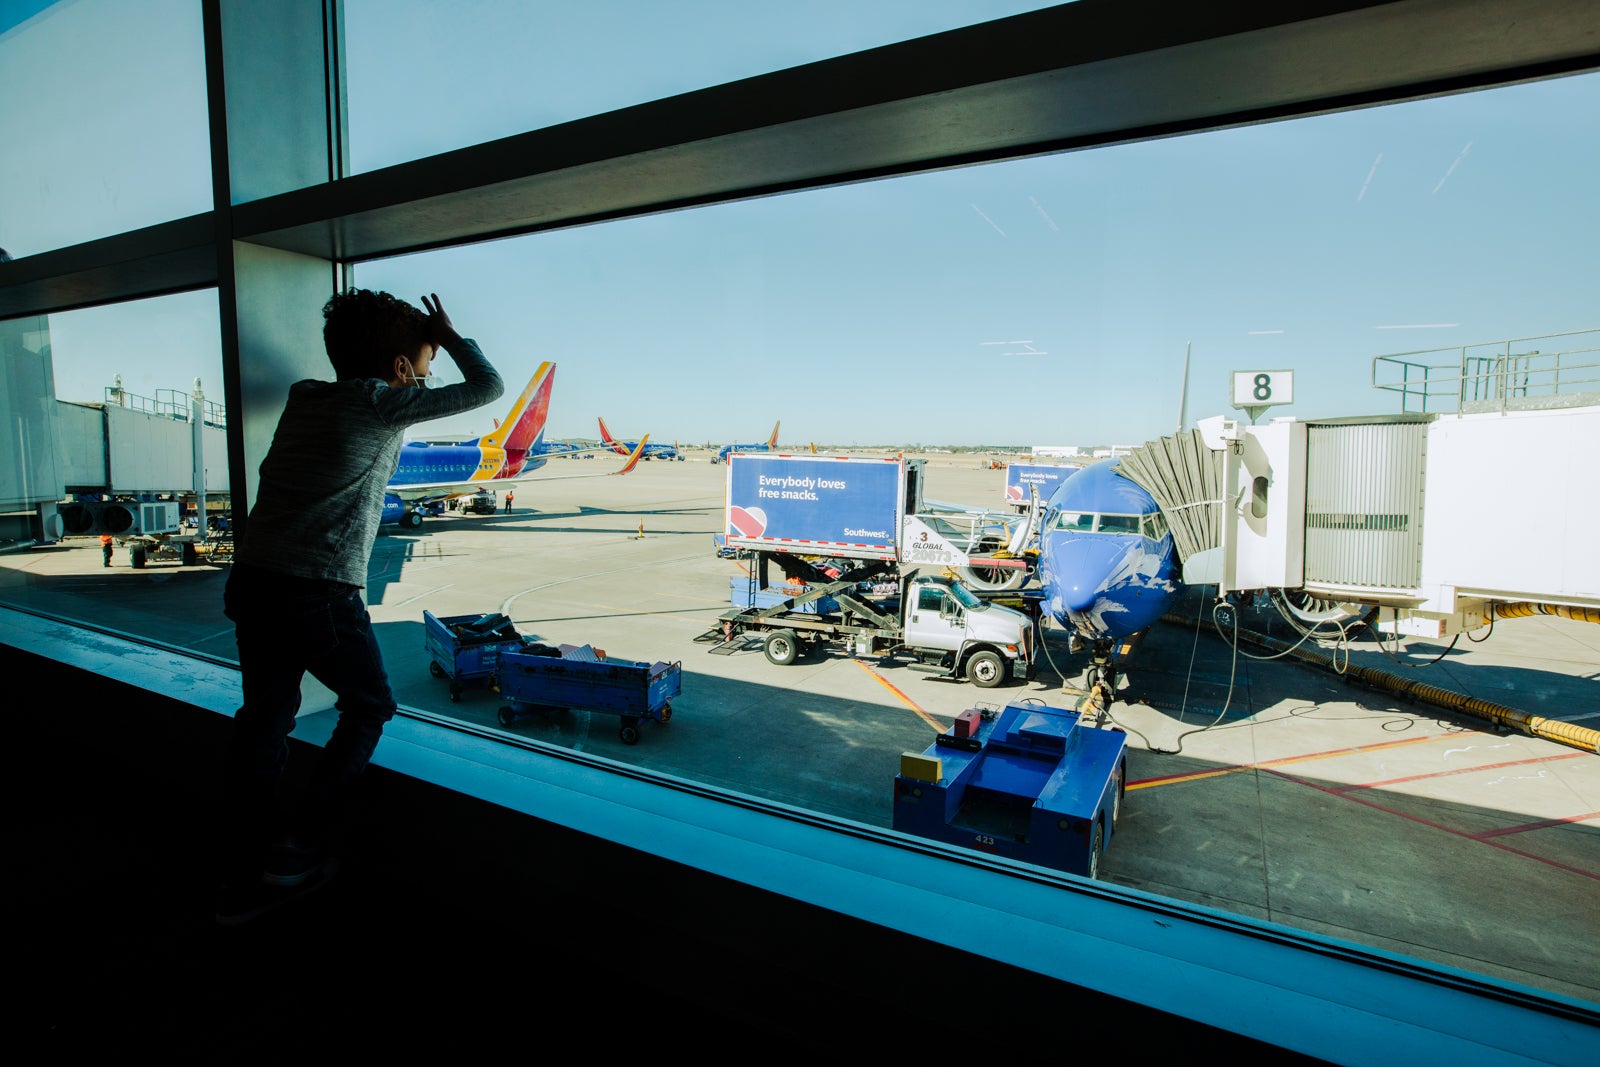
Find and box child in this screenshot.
[214,290,504,925]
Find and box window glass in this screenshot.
[1054,511,1095,531]
[342,0,1058,173]
[1097,514,1142,534]
[0,0,211,256]
[1143,511,1169,542]
[0,291,229,657]
[6,13,1598,1009]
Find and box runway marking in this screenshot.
[1326,751,1587,794]
[850,659,943,732]
[1129,733,1446,790]
[1473,812,1600,839]
[393,584,454,608]
[1263,769,1600,882]
[1131,736,1599,879]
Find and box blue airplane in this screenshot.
[711,421,780,464]
[1035,456,1181,691]
[381,362,645,529]
[597,416,682,460]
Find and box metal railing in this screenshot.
[1370,328,1600,414]
[102,384,228,428]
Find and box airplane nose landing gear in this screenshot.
[1084,631,1145,706]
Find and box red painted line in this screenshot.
[1472,811,1600,840]
[1327,751,1587,794]
[1130,732,1449,789]
[1263,767,1600,882]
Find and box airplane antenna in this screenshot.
[1176,342,1191,433]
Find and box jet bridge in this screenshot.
[1117,330,1600,639]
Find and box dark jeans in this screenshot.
[218,562,396,881]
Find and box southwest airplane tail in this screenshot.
[597,415,631,456]
[713,420,782,464]
[596,416,681,460]
[477,361,554,466]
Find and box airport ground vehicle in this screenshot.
[1003,461,1082,512]
[424,610,525,701]
[495,643,680,745]
[424,609,681,743]
[721,452,1035,587]
[713,453,1038,683]
[462,490,497,514]
[892,698,1127,877]
[705,570,1036,686]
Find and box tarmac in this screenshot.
[5,448,1597,1007]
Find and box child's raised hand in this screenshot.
[421,293,462,348]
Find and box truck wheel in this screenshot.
[965,650,1005,687]
[764,629,800,666]
[1088,821,1104,879]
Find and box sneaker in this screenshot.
[214,864,336,927]
[262,838,330,888]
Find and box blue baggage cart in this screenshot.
[495,643,681,745]
[424,610,529,702]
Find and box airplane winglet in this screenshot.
[614,434,648,474]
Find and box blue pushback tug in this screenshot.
[892,699,1128,878]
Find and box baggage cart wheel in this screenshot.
[429,661,446,679]
[449,685,461,703]
[497,705,517,727]
[763,629,800,666]
[619,721,641,745]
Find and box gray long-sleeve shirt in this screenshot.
[235,338,505,588]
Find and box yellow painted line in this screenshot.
[851,658,944,732]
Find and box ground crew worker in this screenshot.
[504,489,514,513]
[100,533,113,567]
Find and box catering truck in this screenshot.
[702,453,1038,685]
[721,452,1034,584]
[1003,461,1083,512]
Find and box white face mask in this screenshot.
[400,356,436,389]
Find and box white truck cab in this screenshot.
[900,574,1034,686]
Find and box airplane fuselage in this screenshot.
[1036,458,1180,645]
[386,440,542,489]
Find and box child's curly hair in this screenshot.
[322,289,430,380]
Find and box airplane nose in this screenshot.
[1047,536,1138,612]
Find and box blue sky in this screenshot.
[5,1,1597,448]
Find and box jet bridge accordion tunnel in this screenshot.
[1121,409,1600,757]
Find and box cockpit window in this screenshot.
[1142,511,1169,541]
[1096,513,1142,534]
[1050,510,1096,531]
